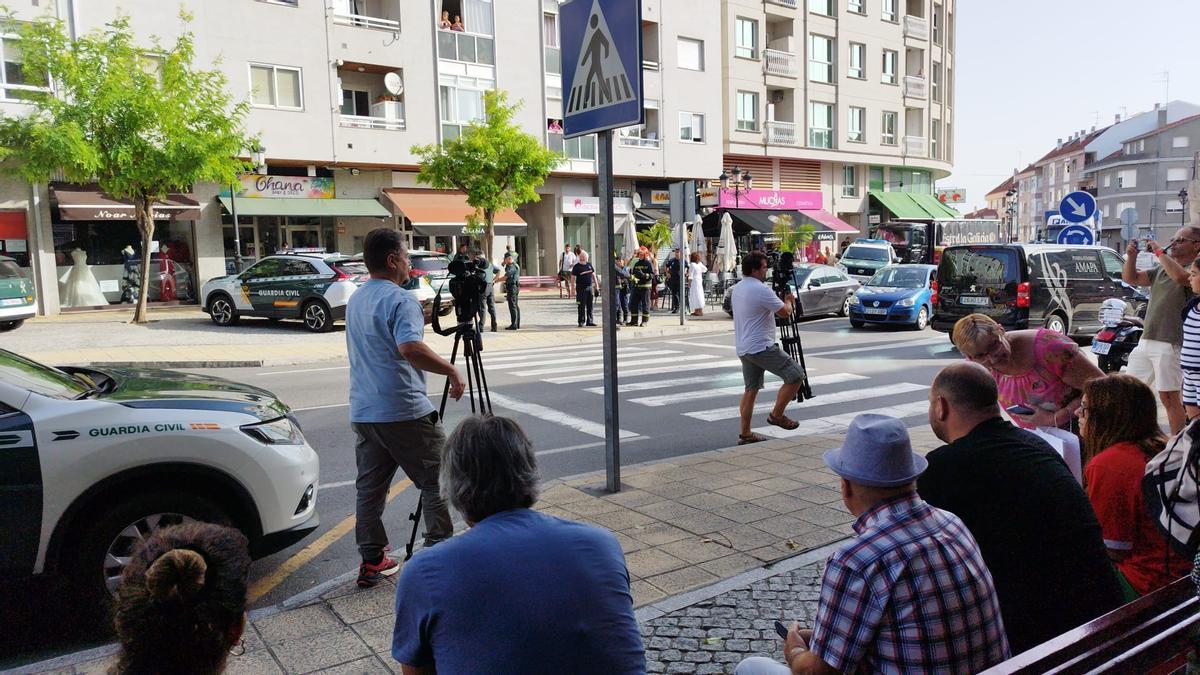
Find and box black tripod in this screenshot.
[776,310,814,402]
[402,293,493,561]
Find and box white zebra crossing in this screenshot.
[486,349,680,370]
[483,345,653,364]
[521,353,719,378]
[752,400,932,438]
[683,382,928,422]
[628,373,867,407]
[582,373,755,394]
[544,359,745,385]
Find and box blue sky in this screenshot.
[952,0,1200,211]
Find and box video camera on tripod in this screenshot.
[442,256,490,324]
[770,251,814,402]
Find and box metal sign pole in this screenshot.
[598,130,621,493]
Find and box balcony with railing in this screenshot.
[903,15,929,40]
[438,30,496,66]
[766,0,798,7]
[903,135,926,157]
[903,75,927,99]
[332,0,399,31]
[618,125,661,149]
[763,49,798,78]
[765,120,797,146]
[340,100,405,130]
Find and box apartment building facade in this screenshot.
[718,0,955,236]
[0,0,723,316]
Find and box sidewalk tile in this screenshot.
[720,454,774,468]
[599,488,661,508]
[225,649,285,675]
[612,531,649,554]
[789,485,843,505]
[642,481,706,500]
[714,483,775,501]
[70,654,119,675]
[539,484,593,505]
[314,655,393,674]
[631,579,668,607]
[634,500,706,522]
[243,623,269,653]
[683,474,742,490]
[559,498,625,517]
[271,627,372,673]
[748,476,800,493]
[795,505,854,528]
[657,538,738,564]
[255,602,346,643]
[625,522,692,546]
[717,524,780,551]
[749,494,812,515]
[537,506,575,520]
[678,492,738,511]
[625,547,689,578]
[585,508,658,531]
[747,515,818,539]
[755,449,801,463]
[711,502,778,525]
[720,468,775,484]
[698,552,761,578]
[350,614,394,654]
[645,566,721,596]
[328,585,397,625]
[691,461,740,475]
[672,511,740,535]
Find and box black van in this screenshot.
[931,243,1148,338]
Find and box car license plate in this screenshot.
[960,296,990,306]
[863,307,887,315]
[1092,341,1112,355]
[0,297,23,306]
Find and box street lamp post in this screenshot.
[718,165,754,208]
[1005,186,1018,242]
[1180,187,1189,228]
[230,145,267,274]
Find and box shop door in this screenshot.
[286,227,321,251]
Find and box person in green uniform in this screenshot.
[497,252,521,330]
[630,247,654,327]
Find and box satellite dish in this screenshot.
[631,192,643,209]
[384,72,403,96]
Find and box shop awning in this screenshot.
[53,188,201,222]
[635,208,669,226]
[797,209,859,233]
[869,191,961,220]
[381,188,527,236]
[217,196,390,218]
[703,209,857,238]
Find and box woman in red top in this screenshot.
[1079,374,1191,597]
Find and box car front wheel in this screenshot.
[1044,313,1068,335]
[0,319,24,331]
[303,299,334,332]
[914,306,929,330]
[839,295,852,317]
[207,294,239,327]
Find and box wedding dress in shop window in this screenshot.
[60,248,108,307]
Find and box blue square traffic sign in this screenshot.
[560,0,644,138]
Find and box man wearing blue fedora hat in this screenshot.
[736,414,1009,675]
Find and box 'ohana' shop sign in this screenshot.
[236,175,335,199]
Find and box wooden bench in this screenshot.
[981,576,1200,674]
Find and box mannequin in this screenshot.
[120,245,140,304]
[158,244,177,302]
[60,247,108,307]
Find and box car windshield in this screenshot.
[843,246,890,262]
[412,256,450,274]
[868,267,927,288]
[332,260,369,277]
[0,349,90,399]
[0,260,21,279]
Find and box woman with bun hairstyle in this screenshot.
[112,522,251,674]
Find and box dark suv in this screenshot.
[931,243,1148,339]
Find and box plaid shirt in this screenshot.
[810,494,1010,674]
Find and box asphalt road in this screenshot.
[2,314,962,668]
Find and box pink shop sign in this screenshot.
[719,189,823,211]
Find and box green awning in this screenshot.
[869,191,960,220]
[218,196,390,218]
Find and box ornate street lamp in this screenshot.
[718,165,754,207]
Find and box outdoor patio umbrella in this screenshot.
[715,211,737,273]
[616,212,639,261]
[690,216,706,256]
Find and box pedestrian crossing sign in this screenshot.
[560,0,643,138]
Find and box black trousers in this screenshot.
[630,288,650,323]
[577,287,594,325]
[616,288,630,320]
[667,283,680,310]
[506,289,520,328]
[477,289,497,327]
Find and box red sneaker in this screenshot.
[357,555,400,588]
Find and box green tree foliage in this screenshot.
[637,218,673,260]
[412,91,559,260]
[772,214,816,254]
[0,12,254,323]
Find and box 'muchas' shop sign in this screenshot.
[719,189,822,211]
[236,175,335,199]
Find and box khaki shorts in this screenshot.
[740,345,806,390]
[1127,338,1183,392]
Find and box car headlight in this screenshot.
[896,297,916,307]
[241,416,304,445]
[849,295,862,306]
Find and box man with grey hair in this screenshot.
[572,250,597,327]
[392,415,645,674]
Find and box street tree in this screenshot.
[0,12,254,323]
[412,90,559,260]
[771,214,816,257]
[637,218,673,261]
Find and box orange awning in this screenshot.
[382,188,527,236]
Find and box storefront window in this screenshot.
[563,216,594,256]
[51,219,197,309]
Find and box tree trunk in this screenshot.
[132,198,155,324]
[483,209,495,261]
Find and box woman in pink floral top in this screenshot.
[952,314,1104,429]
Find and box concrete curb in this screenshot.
[71,360,266,369]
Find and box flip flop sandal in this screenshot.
[767,414,799,431]
[738,433,768,445]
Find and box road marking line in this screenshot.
[810,336,948,357]
[257,365,349,377]
[544,359,744,384]
[535,435,652,457]
[753,400,930,438]
[483,346,651,364]
[319,479,356,489]
[487,392,639,439]
[666,340,736,350]
[521,352,718,377]
[684,382,928,421]
[247,478,412,603]
[584,372,756,394]
[629,373,867,407]
[293,403,351,412]
[484,343,634,358]
[487,349,680,370]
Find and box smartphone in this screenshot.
[1006,404,1035,416]
[774,620,789,639]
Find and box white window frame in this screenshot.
[931,119,940,159]
[931,62,941,102]
[1167,199,1184,214]
[1168,167,1190,182]
[882,0,898,22]
[1174,136,1191,149]
[1117,169,1137,189]
[808,35,833,83]
[881,110,897,145]
[1103,173,1111,188]
[734,18,757,60]
[848,0,866,14]
[677,37,704,71]
[565,134,596,161]
[882,49,897,84]
[848,106,865,142]
[932,3,942,44]
[809,0,834,16]
[249,63,303,110]
[679,111,705,143]
[0,33,50,102]
[1115,201,1136,219]
[736,91,758,132]
[440,74,494,140]
[809,102,833,149]
[848,42,865,79]
[842,165,858,197]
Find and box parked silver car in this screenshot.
[723,263,861,318]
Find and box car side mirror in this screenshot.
[808,279,822,288]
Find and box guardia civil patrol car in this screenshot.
[201,252,367,332]
[0,348,319,608]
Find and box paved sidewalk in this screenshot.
[25,426,945,675]
[8,297,729,367]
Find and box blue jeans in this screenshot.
[735,657,791,675]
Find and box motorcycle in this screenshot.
[1092,298,1143,373]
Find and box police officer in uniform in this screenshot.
[496,252,520,330]
[474,250,500,332]
[664,248,682,313]
[629,248,654,326]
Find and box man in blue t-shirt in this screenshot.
[346,228,465,588]
[393,415,645,674]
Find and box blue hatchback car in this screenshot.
[848,264,937,330]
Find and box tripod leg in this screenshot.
[404,494,423,561]
[439,330,463,419]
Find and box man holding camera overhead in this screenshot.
[731,251,806,445]
[346,228,464,588]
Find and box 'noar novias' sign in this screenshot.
[236,175,335,199]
